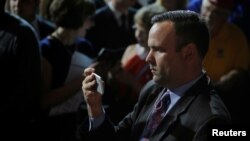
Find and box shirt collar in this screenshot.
[169,71,205,97]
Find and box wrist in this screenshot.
[87,104,104,118]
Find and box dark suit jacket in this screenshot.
[85,5,137,58]
[0,12,42,140]
[78,74,231,141]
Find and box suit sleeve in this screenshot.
[77,80,157,141]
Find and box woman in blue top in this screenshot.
[39,0,96,140]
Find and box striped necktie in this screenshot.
[141,90,171,139]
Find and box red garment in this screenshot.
[123,55,151,85]
[119,54,152,101]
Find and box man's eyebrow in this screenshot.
[150,46,166,51]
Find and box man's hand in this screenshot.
[82,68,104,118]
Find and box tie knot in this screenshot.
[155,92,171,113]
[162,94,170,106]
[163,91,170,100]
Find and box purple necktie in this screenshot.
[141,91,171,139]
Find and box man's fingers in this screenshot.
[83,67,95,77]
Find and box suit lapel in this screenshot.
[132,85,164,139]
[141,85,164,115]
[151,93,197,141]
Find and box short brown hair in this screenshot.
[50,0,95,29]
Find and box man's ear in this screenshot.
[181,43,196,60]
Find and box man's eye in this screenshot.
[155,48,163,52]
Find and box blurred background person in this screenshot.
[188,0,250,45]
[0,0,42,140]
[38,0,96,140]
[201,0,249,85]
[85,0,137,59]
[5,0,55,40]
[200,0,250,125]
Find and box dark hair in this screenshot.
[50,0,95,29]
[152,10,210,58]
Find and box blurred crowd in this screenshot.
[1,0,249,140]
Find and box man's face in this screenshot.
[146,21,185,88]
[201,0,229,32]
[9,0,37,22]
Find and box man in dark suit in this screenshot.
[79,10,231,141]
[85,0,137,58]
[6,0,55,40]
[0,0,42,140]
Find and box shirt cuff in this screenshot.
[89,107,105,131]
